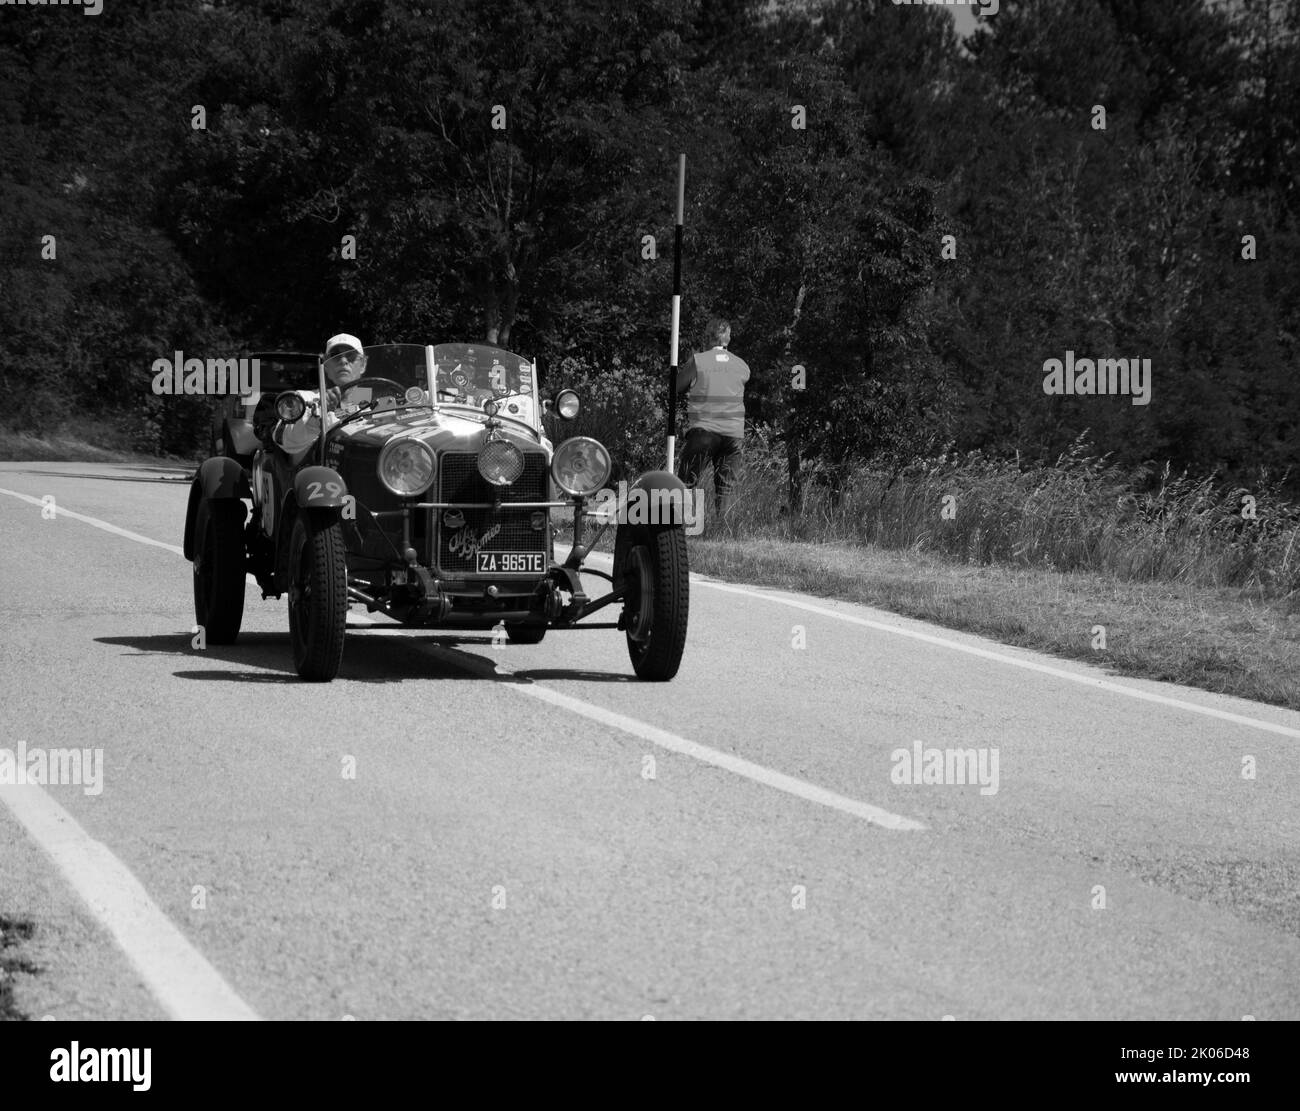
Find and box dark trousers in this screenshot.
[677,427,743,517]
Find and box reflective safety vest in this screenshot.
[680,347,750,437]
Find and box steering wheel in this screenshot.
[344,376,407,400]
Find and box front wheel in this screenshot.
[287,510,348,681]
[623,525,689,681]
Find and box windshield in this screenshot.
[321,343,434,413]
[432,343,539,427]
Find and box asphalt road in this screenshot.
[1,462,1298,1020]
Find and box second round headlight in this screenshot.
[378,438,436,497]
[478,439,524,486]
[551,436,611,497]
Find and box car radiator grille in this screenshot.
[434,451,549,574]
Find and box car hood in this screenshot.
[330,406,550,456]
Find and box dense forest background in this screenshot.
[2,0,1297,492]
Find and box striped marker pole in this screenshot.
[666,153,685,472]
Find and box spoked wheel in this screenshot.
[623,524,689,681]
[192,499,247,644]
[287,509,348,681]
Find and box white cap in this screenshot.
[325,332,363,357]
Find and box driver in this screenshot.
[274,331,369,455]
[322,333,370,413]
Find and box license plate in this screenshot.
[476,551,545,574]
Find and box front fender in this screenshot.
[628,469,688,497]
[183,457,251,561]
[626,470,691,525]
[293,466,349,509]
[271,467,350,593]
[612,470,695,579]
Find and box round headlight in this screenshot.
[478,439,524,486]
[551,436,611,497]
[275,391,306,422]
[555,390,580,419]
[378,438,435,497]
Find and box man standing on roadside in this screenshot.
[676,317,750,523]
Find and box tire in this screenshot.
[287,509,348,681]
[505,622,547,644]
[192,499,246,644]
[624,525,689,681]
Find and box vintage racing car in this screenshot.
[183,342,691,681]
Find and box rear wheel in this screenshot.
[505,623,547,644]
[623,525,689,681]
[192,499,246,644]
[287,510,348,681]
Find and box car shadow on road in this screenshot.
[96,632,637,684]
[351,631,639,683]
[98,632,327,683]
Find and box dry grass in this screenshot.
[676,434,1300,709]
[687,534,1300,710]
[717,431,1300,601]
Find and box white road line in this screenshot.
[0,486,184,556]
[0,785,261,1021]
[354,609,922,828]
[571,549,1300,741]
[507,676,924,831]
[691,577,1300,741]
[0,485,266,589]
[1,486,259,1018]
[397,635,925,831]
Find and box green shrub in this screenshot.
[543,355,671,481]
